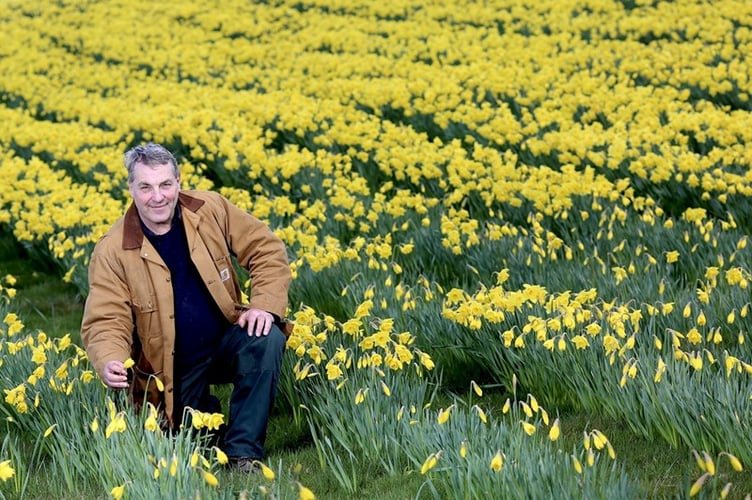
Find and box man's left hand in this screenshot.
[237,308,274,337]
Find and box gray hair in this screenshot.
[124,143,179,183]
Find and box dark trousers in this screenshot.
[175,323,286,459]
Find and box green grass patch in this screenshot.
[0,231,82,342]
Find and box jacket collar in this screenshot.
[121,191,206,250]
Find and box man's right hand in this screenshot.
[103,360,129,389]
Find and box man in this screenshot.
[81,142,291,472]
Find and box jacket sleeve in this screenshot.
[217,194,291,318]
[80,239,135,377]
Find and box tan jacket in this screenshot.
[81,190,291,424]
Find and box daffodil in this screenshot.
[110,484,125,500]
[201,469,218,487]
[470,380,483,397]
[354,388,368,404]
[191,410,206,430]
[43,424,56,438]
[549,418,560,441]
[207,413,224,430]
[683,303,692,318]
[105,413,126,438]
[0,460,15,482]
[490,451,504,472]
[437,406,452,425]
[299,484,316,500]
[689,473,709,497]
[420,451,441,474]
[722,452,743,472]
[396,406,404,421]
[258,461,275,480]
[214,448,228,466]
[380,381,391,397]
[521,421,536,436]
[144,414,159,432]
[473,405,488,424]
[572,455,583,474]
[520,401,533,418]
[721,482,732,499]
[325,363,343,380]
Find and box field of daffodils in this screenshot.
[1,0,752,498]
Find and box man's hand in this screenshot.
[103,360,129,389]
[237,308,274,337]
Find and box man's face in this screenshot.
[128,161,180,234]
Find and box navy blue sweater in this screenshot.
[143,210,229,371]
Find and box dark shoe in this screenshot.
[230,457,260,474]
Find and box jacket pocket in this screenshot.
[132,294,160,339]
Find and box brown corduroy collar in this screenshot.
[121,192,205,250]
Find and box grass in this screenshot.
[0,231,83,342]
[2,231,750,499]
[559,411,694,499]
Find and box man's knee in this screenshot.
[266,324,288,353]
[236,325,286,374]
